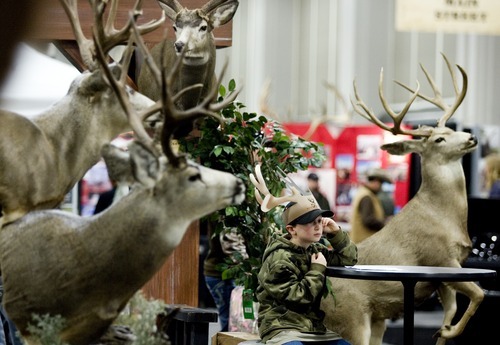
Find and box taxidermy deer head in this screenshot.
[137,0,239,136]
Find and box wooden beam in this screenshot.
[25,0,233,47]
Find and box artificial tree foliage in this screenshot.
[24,292,170,345]
[179,80,327,293]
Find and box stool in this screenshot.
[163,304,218,345]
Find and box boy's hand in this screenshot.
[322,217,342,234]
[311,252,327,267]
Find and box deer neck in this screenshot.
[90,188,189,262]
[176,59,216,109]
[81,188,191,293]
[34,96,129,179]
[418,158,468,211]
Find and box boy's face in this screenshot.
[287,215,323,248]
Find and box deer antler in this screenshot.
[352,69,434,137]
[202,0,235,14]
[324,82,353,123]
[394,53,468,128]
[156,0,184,21]
[302,82,353,140]
[259,79,282,121]
[159,58,240,167]
[60,0,165,71]
[93,13,166,156]
[249,164,305,212]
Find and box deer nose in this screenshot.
[232,179,246,204]
[174,41,184,53]
[470,135,478,145]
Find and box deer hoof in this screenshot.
[433,325,453,339]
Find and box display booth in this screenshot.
[283,122,412,222]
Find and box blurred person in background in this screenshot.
[307,173,332,211]
[349,168,393,244]
[484,152,500,199]
[203,224,248,332]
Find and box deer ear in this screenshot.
[208,1,239,27]
[128,141,161,188]
[381,139,423,156]
[101,144,135,185]
[81,65,123,94]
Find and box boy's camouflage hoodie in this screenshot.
[256,230,357,342]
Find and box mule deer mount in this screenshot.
[0,2,244,344]
[137,0,239,137]
[0,0,165,227]
[321,54,481,345]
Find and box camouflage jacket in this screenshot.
[256,230,358,342]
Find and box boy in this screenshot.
[256,196,357,345]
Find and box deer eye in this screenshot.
[188,173,202,182]
[173,25,177,32]
[200,25,207,32]
[435,137,445,143]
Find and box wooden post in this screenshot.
[142,221,200,306]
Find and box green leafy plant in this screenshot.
[25,314,68,345]
[179,80,326,293]
[115,291,169,345]
[24,292,169,345]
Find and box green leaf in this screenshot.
[223,146,235,154]
[219,84,227,97]
[212,146,223,157]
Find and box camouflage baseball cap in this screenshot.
[282,194,333,225]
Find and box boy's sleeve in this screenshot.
[259,255,326,311]
[323,230,358,266]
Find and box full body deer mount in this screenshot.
[0,0,164,227]
[137,0,238,135]
[321,54,481,345]
[0,2,244,344]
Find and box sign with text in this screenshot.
[396,0,500,35]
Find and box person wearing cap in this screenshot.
[256,195,358,345]
[483,152,500,199]
[349,168,393,244]
[307,173,332,212]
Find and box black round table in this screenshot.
[326,265,497,345]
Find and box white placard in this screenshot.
[396,0,500,36]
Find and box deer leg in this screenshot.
[326,307,371,345]
[369,319,386,345]
[434,281,484,340]
[434,337,447,345]
[434,284,457,344]
[438,284,458,328]
[346,312,372,345]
